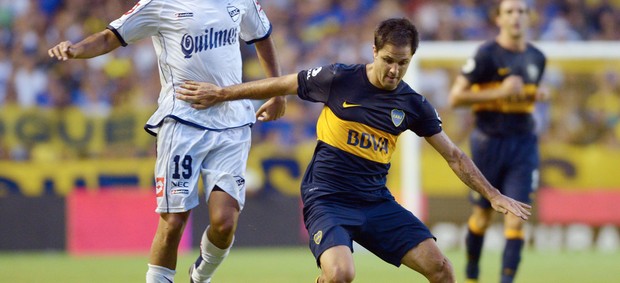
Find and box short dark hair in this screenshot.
[374,18,419,55]
[492,0,530,17]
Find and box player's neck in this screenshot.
[495,34,526,52]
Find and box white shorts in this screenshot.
[154,119,251,213]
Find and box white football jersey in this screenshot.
[108,0,272,134]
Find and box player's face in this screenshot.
[372,43,412,90]
[496,0,529,38]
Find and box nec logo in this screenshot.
[171,181,189,187]
[347,130,389,153]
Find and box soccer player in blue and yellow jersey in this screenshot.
[449,1,546,282]
[177,18,531,283]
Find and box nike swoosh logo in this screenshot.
[342,101,362,108]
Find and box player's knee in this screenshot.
[162,213,188,234]
[209,215,236,237]
[469,212,492,233]
[323,265,355,283]
[425,256,455,283]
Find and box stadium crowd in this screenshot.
[0,0,619,160]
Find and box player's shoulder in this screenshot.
[396,82,427,104]
[476,40,499,53]
[526,42,546,60]
[332,63,364,73]
[471,40,499,61]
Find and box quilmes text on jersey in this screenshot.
[181,27,238,58]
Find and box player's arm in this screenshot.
[48,29,122,61]
[448,74,525,108]
[424,131,531,220]
[176,74,298,110]
[253,36,286,121]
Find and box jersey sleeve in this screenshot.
[536,51,547,85]
[239,0,272,44]
[409,97,443,137]
[460,46,490,84]
[107,0,161,46]
[296,64,336,104]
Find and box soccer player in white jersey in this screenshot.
[48,1,285,282]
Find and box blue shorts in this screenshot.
[469,129,539,208]
[303,196,435,267]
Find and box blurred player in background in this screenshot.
[448,0,547,282]
[175,18,531,283]
[48,0,285,282]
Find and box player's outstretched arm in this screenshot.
[48,29,122,61]
[424,131,532,220]
[176,74,298,110]
[449,75,525,108]
[254,36,286,121]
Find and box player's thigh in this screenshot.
[304,201,363,267]
[154,120,210,213]
[502,159,538,204]
[503,133,539,202]
[202,126,252,210]
[355,199,434,267]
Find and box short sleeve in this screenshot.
[297,64,337,104]
[108,0,161,46]
[239,0,272,43]
[409,97,442,137]
[460,47,489,84]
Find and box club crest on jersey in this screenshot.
[527,64,539,81]
[313,230,323,245]
[391,109,405,127]
[227,6,240,22]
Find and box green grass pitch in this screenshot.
[1,247,619,282]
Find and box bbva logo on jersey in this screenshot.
[347,130,389,154]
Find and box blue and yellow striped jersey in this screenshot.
[296,64,442,203]
[462,40,546,136]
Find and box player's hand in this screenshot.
[255,96,286,121]
[176,81,223,110]
[499,75,524,99]
[489,194,531,220]
[535,85,550,101]
[48,41,76,61]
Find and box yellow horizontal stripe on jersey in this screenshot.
[316,107,397,164]
[471,83,537,113]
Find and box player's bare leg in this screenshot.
[316,245,355,283]
[501,212,526,283]
[190,188,240,283]
[465,206,493,282]
[147,211,191,282]
[401,238,455,283]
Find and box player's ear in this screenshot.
[372,45,378,58]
